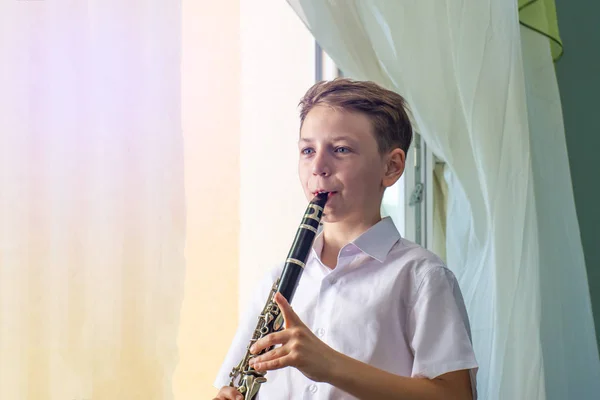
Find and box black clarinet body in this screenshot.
[228,192,328,399]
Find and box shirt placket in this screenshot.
[302,252,358,398]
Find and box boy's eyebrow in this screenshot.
[298,136,357,143]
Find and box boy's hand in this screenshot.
[212,386,243,400]
[248,292,339,383]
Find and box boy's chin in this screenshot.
[320,212,342,224]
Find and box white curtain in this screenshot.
[0,2,185,399]
[520,25,600,399]
[286,1,600,399]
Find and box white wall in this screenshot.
[239,0,315,310]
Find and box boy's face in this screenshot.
[298,105,403,225]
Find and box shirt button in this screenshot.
[309,384,318,393]
[316,328,325,337]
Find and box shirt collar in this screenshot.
[352,216,401,262]
[311,217,401,263]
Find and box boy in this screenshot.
[213,78,478,399]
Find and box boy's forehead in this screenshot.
[300,106,375,141]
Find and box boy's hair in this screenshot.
[298,78,413,154]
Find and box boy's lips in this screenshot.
[313,190,338,198]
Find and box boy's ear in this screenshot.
[382,148,405,188]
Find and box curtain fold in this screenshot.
[286,1,600,398]
[0,2,185,399]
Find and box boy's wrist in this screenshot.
[322,348,350,386]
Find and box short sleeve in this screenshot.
[408,266,478,395]
[213,265,283,390]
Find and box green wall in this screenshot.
[555,0,600,350]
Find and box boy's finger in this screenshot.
[216,386,244,400]
[250,344,288,367]
[252,355,289,373]
[250,331,287,354]
[274,292,301,327]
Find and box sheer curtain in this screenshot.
[520,25,600,399]
[0,2,185,399]
[286,1,600,399]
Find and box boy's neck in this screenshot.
[320,214,382,269]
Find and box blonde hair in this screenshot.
[298,78,413,154]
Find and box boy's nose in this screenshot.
[311,154,331,176]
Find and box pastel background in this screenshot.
[0,0,314,399]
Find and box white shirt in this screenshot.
[215,217,478,399]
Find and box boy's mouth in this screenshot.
[314,190,337,198]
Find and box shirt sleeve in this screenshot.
[213,265,283,390]
[408,265,479,394]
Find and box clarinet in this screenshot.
[228,192,329,399]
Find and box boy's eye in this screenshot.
[334,147,351,154]
[301,148,314,155]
